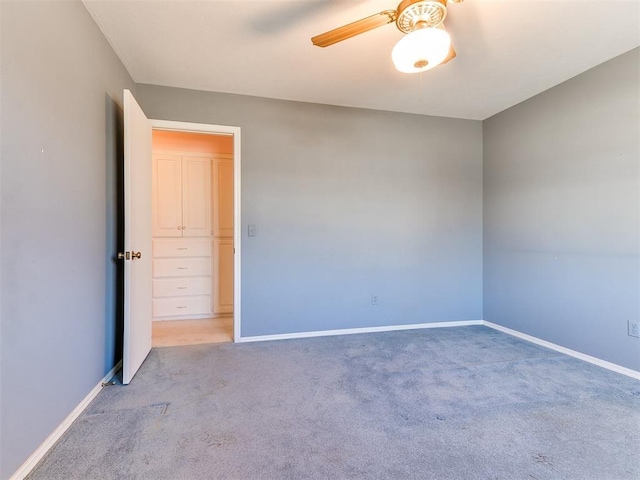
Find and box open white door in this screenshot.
[122,89,153,384]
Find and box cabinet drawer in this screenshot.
[153,258,211,278]
[153,238,211,258]
[153,296,211,317]
[153,277,211,298]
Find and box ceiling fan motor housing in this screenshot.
[396,0,448,33]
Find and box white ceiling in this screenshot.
[83,0,640,120]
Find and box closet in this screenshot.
[150,130,233,342]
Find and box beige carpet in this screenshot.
[27,326,640,480]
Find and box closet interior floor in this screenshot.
[152,316,233,348]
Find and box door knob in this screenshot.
[131,251,142,259]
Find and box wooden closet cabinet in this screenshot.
[152,153,212,320]
[213,158,234,237]
[152,238,212,318]
[212,157,234,314]
[152,151,233,320]
[152,154,211,238]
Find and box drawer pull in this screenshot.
[177,287,187,290]
[176,306,187,309]
[177,248,188,250]
[177,267,188,270]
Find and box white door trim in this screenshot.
[150,119,241,342]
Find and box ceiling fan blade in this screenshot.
[311,10,397,47]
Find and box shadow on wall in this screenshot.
[105,94,125,372]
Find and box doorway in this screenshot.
[149,120,241,347]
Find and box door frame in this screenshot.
[150,119,241,342]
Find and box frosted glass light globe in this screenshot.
[392,27,451,74]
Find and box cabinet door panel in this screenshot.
[213,238,234,314]
[182,157,211,237]
[153,154,182,237]
[214,159,234,237]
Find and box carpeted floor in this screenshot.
[28,326,640,479]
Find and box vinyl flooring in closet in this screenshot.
[152,316,233,347]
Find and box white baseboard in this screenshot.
[239,319,639,380]
[237,320,484,343]
[9,360,122,480]
[483,321,640,380]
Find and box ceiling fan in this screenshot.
[311,0,463,74]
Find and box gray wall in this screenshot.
[483,48,640,371]
[0,1,134,477]
[136,85,484,337]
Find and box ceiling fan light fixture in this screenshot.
[396,0,447,33]
[392,27,451,74]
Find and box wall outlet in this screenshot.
[371,295,379,306]
[629,320,639,338]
